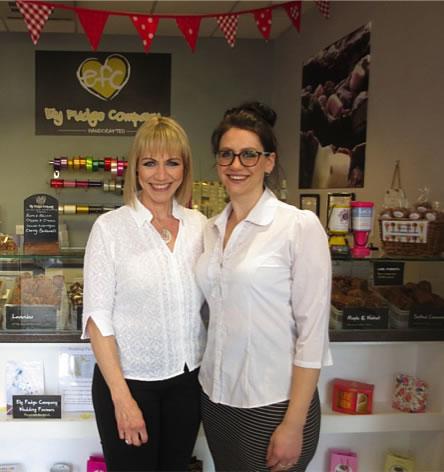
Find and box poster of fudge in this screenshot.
[299,23,371,189]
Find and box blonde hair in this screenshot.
[123,115,193,207]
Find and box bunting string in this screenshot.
[16,0,330,52]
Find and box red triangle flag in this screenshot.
[77,9,109,51]
[315,0,331,19]
[176,16,201,52]
[16,0,54,45]
[254,8,272,41]
[131,15,159,53]
[217,14,239,48]
[284,1,302,32]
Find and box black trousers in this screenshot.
[92,364,202,472]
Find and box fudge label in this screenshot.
[5,305,57,329]
[373,261,404,286]
[409,304,444,328]
[12,395,61,419]
[343,307,388,329]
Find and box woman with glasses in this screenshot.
[196,102,332,472]
[82,115,207,471]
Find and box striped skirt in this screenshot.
[201,390,321,472]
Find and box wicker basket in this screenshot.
[379,218,444,256]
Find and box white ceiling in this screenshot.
[0,1,315,40]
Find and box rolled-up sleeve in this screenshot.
[291,211,333,368]
[81,219,116,339]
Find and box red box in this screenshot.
[332,378,374,414]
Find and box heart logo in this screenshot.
[76,54,130,101]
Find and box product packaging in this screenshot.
[329,448,358,472]
[332,378,374,414]
[384,451,415,472]
[86,455,107,472]
[392,374,428,413]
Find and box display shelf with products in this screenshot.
[0,254,443,470]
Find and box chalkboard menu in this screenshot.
[24,194,59,254]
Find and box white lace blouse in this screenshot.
[196,188,332,408]
[81,199,207,381]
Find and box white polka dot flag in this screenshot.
[284,1,301,33]
[217,14,239,48]
[254,7,272,41]
[131,15,160,53]
[77,8,109,50]
[315,0,331,19]
[176,16,201,52]
[16,0,54,45]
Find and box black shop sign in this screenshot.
[35,51,171,136]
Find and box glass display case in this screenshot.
[0,251,85,343]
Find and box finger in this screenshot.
[139,428,149,444]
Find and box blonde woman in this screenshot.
[82,115,207,471]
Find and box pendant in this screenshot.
[160,228,172,244]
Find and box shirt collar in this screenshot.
[130,196,185,228]
[213,187,278,231]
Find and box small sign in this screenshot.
[5,305,57,330]
[12,395,61,419]
[342,307,388,329]
[381,219,429,244]
[409,305,444,328]
[24,194,59,254]
[373,261,404,286]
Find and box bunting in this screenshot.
[284,1,302,33]
[254,8,272,41]
[16,0,54,45]
[131,15,160,53]
[217,14,239,48]
[176,16,201,52]
[15,1,332,51]
[77,8,109,50]
[315,0,331,19]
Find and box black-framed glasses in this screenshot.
[215,149,272,167]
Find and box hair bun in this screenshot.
[242,102,277,127]
[227,102,277,127]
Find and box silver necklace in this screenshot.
[160,228,172,244]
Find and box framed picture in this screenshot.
[299,193,320,217]
[326,192,355,228]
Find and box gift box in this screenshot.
[332,378,374,414]
[329,448,358,472]
[384,451,415,472]
[86,455,107,472]
[392,374,428,413]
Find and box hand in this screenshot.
[114,396,148,447]
[266,422,303,472]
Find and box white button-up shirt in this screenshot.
[196,188,332,408]
[82,199,207,381]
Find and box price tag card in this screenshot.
[5,305,57,330]
[343,307,389,329]
[409,305,444,328]
[373,261,404,286]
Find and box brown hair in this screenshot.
[211,102,282,190]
